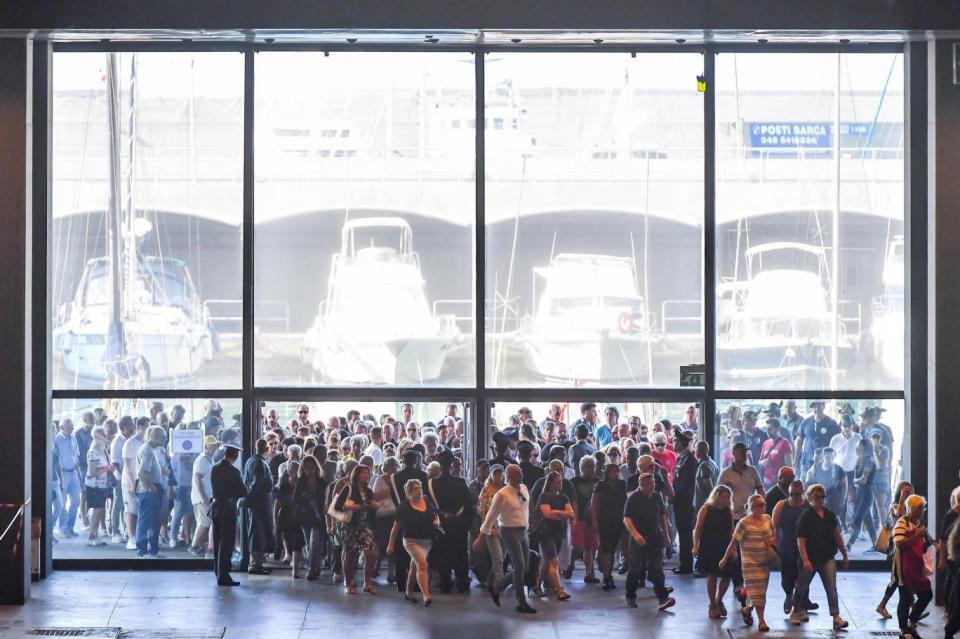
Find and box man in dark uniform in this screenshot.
[390,450,429,592]
[671,429,698,575]
[741,411,768,465]
[490,431,514,470]
[211,442,246,586]
[429,449,475,593]
[242,438,274,575]
[517,441,544,491]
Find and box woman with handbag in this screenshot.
[276,462,305,579]
[693,485,748,620]
[295,456,328,581]
[84,426,112,546]
[371,456,400,583]
[536,471,574,601]
[387,479,439,606]
[333,464,378,594]
[877,481,915,619]
[892,494,934,639]
[473,465,506,595]
[719,493,777,631]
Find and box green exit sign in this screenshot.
[680,365,706,387]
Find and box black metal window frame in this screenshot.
[40,39,916,571]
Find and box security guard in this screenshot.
[428,448,475,593]
[211,442,246,586]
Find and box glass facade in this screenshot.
[47,47,908,564]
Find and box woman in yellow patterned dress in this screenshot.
[719,493,778,631]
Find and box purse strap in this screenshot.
[388,475,403,507]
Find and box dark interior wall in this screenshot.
[0,38,30,604]
[1,1,959,31]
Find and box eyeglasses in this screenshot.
[298,410,308,414]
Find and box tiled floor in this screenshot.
[0,569,939,639]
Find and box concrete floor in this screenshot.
[0,568,939,639]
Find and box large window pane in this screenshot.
[714,397,904,561]
[485,53,704,387]
[51,52,244,389]
[254,52,476,386]
[51,397,243,559]
[715,53,905,390]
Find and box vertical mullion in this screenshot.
[702,49,717,447]
[475,49,486,392]
[32,38,52,579]
[241,46,255,571]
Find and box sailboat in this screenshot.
[53,52,217,387]
[518,253,657,385]
[301,216,460,384]
[716,241,856,387]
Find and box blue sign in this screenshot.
[747,122,871,149]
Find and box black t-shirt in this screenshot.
[592,479,628,525]
[571,476,600,521]
[796,507,840,564]
[627,469,667,494]
[854,458,877,489]
[539,492,570,540]
[623,490,666,548]
[940,509,960,542]
[395,500,438,540]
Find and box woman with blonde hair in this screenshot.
[877,481,916,619]
[719,492,778,631]
[892,494,934,639]
[387,479,439,606]
[694,484,747,619]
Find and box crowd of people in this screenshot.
[49,400,960,639]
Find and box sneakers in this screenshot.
[658,597,677,612]
[833,615,849,630]
[877,604,893,619]
[126,539,137,550]
[625,597,638,608]
[186,545,202,557]
[790,611,805,626]
[111,533,124,544]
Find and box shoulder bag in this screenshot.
[327,484,355,524]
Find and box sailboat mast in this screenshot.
[124,54,138,318]
[104,52,126,385]
[830,55,841,390]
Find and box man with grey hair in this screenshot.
[477,464,537,614]
[135,425,168,558]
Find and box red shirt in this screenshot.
[651,448,677,484]
[759,436,794,486]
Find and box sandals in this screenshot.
[758,622,769,632]
[362,583,378,595]
[345,583,357,595]
[742,606,754,626]
[557,591,571,601]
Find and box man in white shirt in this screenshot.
[189,436,219,556]
[121,417,149,550]
[829,415,861,522]
[476,465,537,614]
[364,425,386,467]
[109,418,131,543]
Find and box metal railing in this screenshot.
[204,298,290,333]
[661,299,703,336]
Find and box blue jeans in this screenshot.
[59,471,81,533]
[136,490,162,556]
[170,486,192,542]
[51,480,63,532]
[792,558,840,616]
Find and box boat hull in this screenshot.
[303,327,454,385]
[716,339,852,387]
[54,329,209,383]
[522,331,655,385]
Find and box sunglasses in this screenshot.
[298,410,308,414]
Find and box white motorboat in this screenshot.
[54,253,217,385]
[717,241,856,387]
[302,217,460,384]
[870,235,904,379]
[518,253,657,384]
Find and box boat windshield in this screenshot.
[81,261,191,309]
